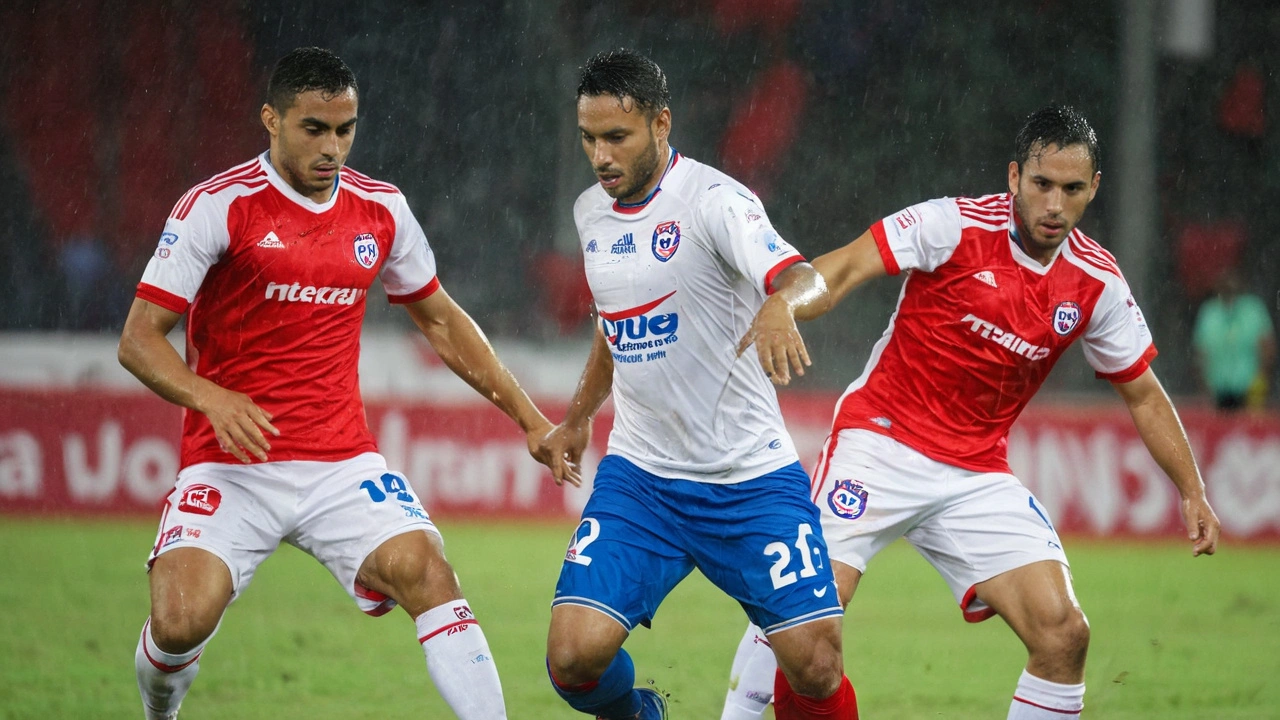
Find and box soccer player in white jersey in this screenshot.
[118,47,557,720]
[536,49,859,720]
[720,106,1222,720]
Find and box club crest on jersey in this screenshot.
[178,485,222,516]
[1052,301,1082,336]
[652,220,681,261]
[353,233,379,269]
[827,479,868,520]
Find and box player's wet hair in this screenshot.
[577,49,670,119]
[267,47,358,112]
[1014,105,1100,172]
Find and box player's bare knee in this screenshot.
[1031,608,1090,665]
[783,650,844,699]
[148,611,216,655]
[546,638,612,686]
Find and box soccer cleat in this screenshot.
[636,687,668,719]
[596,687,668,720]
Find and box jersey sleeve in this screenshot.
[136,194,229,314]
[379,193,440,304]
[1082,281,1158,383]
[695,185,804,294]
[867,198,963,275]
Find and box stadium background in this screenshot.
[1,1,1279,717]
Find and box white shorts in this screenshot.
[812,429,1068,621]
[147,452,441,616]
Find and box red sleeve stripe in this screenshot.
[810,432,840,503]
[763,255,805,295]
[136,283,190,314]
[1070,231,1122,269]
[340,167,399,194]
[387,276,441,304]
[967,193,1008,208]
[869,221,901,275]
[172,171,268,220]
[1068,234,1123,278]
[418,619,478,644]
[1096,344,1157,383]
[170,162,265,219]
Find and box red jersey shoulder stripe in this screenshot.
[1068,232,1123,278]
[171,163,267,220]
[170,159,262,216]
[340,167,400,194]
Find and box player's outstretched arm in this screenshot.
[1113,368,1221,556]
[535,323,614,486]
[403,288,561,477]
[118,298,278,463]
[811,229,888,307]
[737,262,828,386]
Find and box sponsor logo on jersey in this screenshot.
[600,291,679,356]
[264,282,367,305]
[768,439,783,450]
[652,220,681,261]
[973,270,997,287]
[178,485,221,516]
[746,210,762,223]
[1126,295,1148,331]
[610,232,636,255]
[827,479,868,520]
[453,605,475,621]
[353,233,379,269]
[155,247,171,259]
[585,239,599,253]
[161,524,184,547]
[1052,301,1081,335]
[963,313,1052,361]
[257,231,285,249]
[892,208,921,230]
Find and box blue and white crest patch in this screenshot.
[827,479,868,520]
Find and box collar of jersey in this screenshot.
[612,148,680,215]
[1006,196,1061,275]
[259,151,342,214]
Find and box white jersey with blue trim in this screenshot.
[573,150,806,484]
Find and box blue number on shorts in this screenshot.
[763,523,819,590]
[358,473,417,504]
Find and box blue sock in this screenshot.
[548,648,642,718]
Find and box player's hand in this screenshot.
[736,294,810,386]
[535,422,590,487]
[526,418,582,487]
[1180,493,1220,557]
[193,384,279,463]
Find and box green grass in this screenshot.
[1,518,1276,719]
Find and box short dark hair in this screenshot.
[577,49,670,118]
[1014,105,1100,172]
[266,47,358,112]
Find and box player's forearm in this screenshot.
[770,263,832,322]
[563,329,614,427]
[812,230,887,307]
[1127,393,1207,501]
[428,313,549,434]
[118,327,219,414]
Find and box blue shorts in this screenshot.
[552,455,842,634]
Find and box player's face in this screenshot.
[577,94,671,203]
[261,88,358,203]
[1008,142,1100,263]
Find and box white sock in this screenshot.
[720,623,777,720]
[1008,669,1085,719]
[135,618,209,720]
[416,600,506,719]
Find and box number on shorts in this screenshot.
[565,518,600,567]
[764,523,819,590]
[359,473,417,504]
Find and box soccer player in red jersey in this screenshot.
[119,47,554,720]
[722,106,1221,720]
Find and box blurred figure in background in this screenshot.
[1193,269,1276,411]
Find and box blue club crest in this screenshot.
[652,220,681,261]
[353,233,379,269]
[827,479,868,520]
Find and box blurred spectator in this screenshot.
[1192,269,1276,411]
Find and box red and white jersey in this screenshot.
[575,150,805,483]
[832,193,1156,473]
[137,153,439,469]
